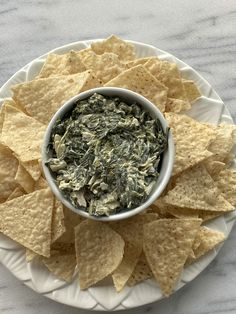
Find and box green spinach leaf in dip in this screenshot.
[47,93,168,216]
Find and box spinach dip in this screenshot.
[47,93,168,216]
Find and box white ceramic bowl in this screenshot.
[42,86,174,221]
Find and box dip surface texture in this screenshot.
[48,93,168,216]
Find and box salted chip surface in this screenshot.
[38,51,86,78]
[105,65,167,112]
[165,113,216,175]
[156,201,199,219]
[0,188,54,257]
[163,164,234,212]
[12,71,101,124]
[15,163,35,193]
[213,169,236,206]
[91,35,135,61]
[42,251,76,282]
[144,59,186,100]
[110,214,157,292]
[75,220,124,290]
[0,144,19,200]
[186,227,225,265]
[165,98,191,113]
[143,219,201,296]
[1,105,46,162]
[51,198,65,243]
[182,80,201,102]
[127,252,153,286]
[81,51,125,83]
[203,160,225,177]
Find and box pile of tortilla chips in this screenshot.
[0,35,236,297]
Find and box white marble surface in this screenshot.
[0,0,236,313]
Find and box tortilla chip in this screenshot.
[38,51,86,78]
[127,252,153,286]
[203,160,225,177]
[6,186,25,201]
[186,227,225,265]
[0,188,54,257]
[81,51,125,83]
[56,206,84,243]
[155,200,199,219]
[15,163,35,193]
[182,80,201,102]
[165,98,191,113]
[163,164,234,212]
[1,105,46,162]
[0,144,19,200]
[34,176,48,190]
[91,35,135,61]
[208,123,236,161]
[126,57,159,68]
[165,113,216,175]
[144,59,186,100]
[105,65,168,112]
[21,159,41,181]
[213,169,236,205]
[51,198,65,243]
[149,203,174,218]
[42,250,76,282]
[12,71,101,124]
[110,214,157,292]
[198,211,223,222]
[75,220,124,290]
[143,219,201,296]
[1,98,26,114]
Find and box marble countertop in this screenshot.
[1,0,236,313]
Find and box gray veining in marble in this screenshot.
[0,0,236,313]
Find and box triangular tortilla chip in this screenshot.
[0,144,19,200]
[126,57,159,68]
[91,35,135,61]
[81,51,125,83]
[38,51,86,78]
[165,98,191,113]
[127,252,153,286]
[143,218,201,296]
[186,227,225,265]
[42,250,76,282]
[110,213,158,292]
[105,65,168,112]
[1,105,46,162]
[165,113,216,175]
[21,159,42,181]
[75,220,124,290]
[208,123,236,161]
[144,59,186,100]
[56,206,84,244]
[213,169,236,206]
[12,71,101,124]
[15,163,35,193]
[182,80,201,102]
[163,164,234,212]
[0,188,54,257]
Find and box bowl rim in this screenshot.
[42,86,174,221]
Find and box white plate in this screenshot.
[0,39,235,311]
